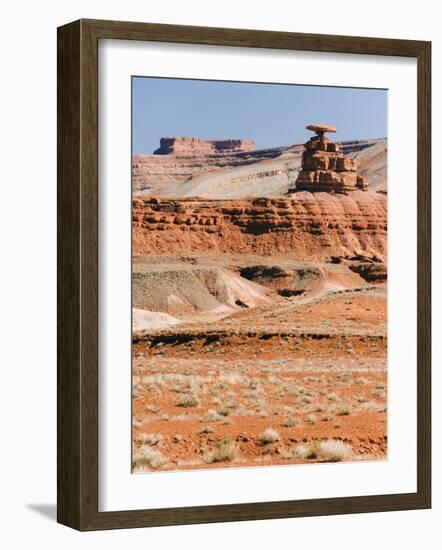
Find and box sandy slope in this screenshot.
[132,308,180,336]
[352,139,387,192]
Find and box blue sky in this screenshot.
[132,77,387,154]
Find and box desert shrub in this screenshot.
[133,446,166,469]
[177,395,200,408]
[132,417,142,428]
[136,432,162,446]
[204,438,238,463]
[283,417,301,428]
[217,406,231,417]
[248,378,260,390]
[316,439,353,462]
[260,428,279,444]
[300,396,313,404]
[295,439,353,462]
[206,409,221,422]
[337,406,352,416]
[357,396,369,403]
[199,426,214,435]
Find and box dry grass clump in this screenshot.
[205,409,221,422]
[248,378,260,390]
[295,439,353,462]
[357,396,369,403]
[177,394,200,408]
[132,417,142,428]
[337,405,352,416]
[300,396,313,405]
[218,372,242,385]
[260,428,279,444]
[217,405,231,417]
[204,438,238,464]
[316,439,353,462]
[283,416,301,428]
[136,432,163,446]
[199,426,214,435]
[133,446,166,469]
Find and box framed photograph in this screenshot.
[57,19,431,530]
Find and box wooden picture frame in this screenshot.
[57,18,431,531]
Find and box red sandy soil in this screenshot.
[132,278,387,472]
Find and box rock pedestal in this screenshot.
[294,124,368,193]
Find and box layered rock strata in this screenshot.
[133,193,387,259]
[153,136,256,155]
[294,124,368,193]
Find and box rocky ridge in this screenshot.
[132,192,387,259]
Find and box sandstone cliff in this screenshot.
[153,136,256,155]
[133,192,387,260]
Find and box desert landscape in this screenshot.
[131,123,387,472]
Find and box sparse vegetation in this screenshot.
[135,432,163,446]
[217,405,231,417]
[204,438,238,463]
[132,249,387,471]
[199,426,214,435]
[283,416,301,428]
[133,446,166,469]
[206,409,221,422]
[260,428,279,444]
[177,395,200,408]
[294,439,353,462]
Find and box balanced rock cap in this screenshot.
[306,123,337,134]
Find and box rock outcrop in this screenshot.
[133,192,387,260]
[153,136,256,155]
[294,124,368,193]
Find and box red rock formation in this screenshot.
[133,139,382,197]
[294,125,368,193]
[153,136,256,155]
[348,262,387,282]
[132,192,387,259]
